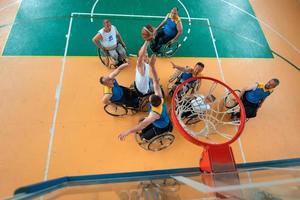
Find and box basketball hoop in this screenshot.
[171,76,246,172]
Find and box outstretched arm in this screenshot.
[150,55,163,97]
[149,52,157,68]
[137,41,149,72]
[118,112,159,141]
[108,62,129,79]
[171,61,192,73]
[102,94,112,104]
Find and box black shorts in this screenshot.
[242,93,259,118]
[113,86,139,108]
[140,123,172,140]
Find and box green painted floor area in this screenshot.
[2,0,273,58]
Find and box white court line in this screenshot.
[90,0,99,22]
[73,12,207,21]
[0,0,22,55]
[0,0,21,13]
[238,138,247,163]
[207,18,247,165]
[221,0,300,54]
[173,175,300,193]
[206,19,224,82]
[43,14,74,181]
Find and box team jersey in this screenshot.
[180,72,193,81]
[151,98,170,128]
[245,83,273,104]
[163,13,181,37]
[103,80,123,102]
[98,25,118,48]
[135,62,150,94]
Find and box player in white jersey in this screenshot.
[134,40,154,96]
[92,19,127,66]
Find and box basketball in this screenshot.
[141,25,154,41]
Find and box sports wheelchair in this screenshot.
[224,89,250,123]
[104,96,149,117]
[150,34,179,57]
[97,43,127,69]
[167,70,200,97]
[135,122,174,152]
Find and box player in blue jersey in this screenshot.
[233,79,280,119]
[99,62,139,108]
[150,7,183,54]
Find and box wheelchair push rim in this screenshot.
[148,133,175,152]
[161,41,179,57]
[104,103,128,117]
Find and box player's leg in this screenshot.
[151,29,165,53]
[140,124,156,140]
[108,49,119,65]
[120,86,139,108]
[116,43,126,61]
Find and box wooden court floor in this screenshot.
[0,0,300,198]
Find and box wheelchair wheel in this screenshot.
[168,70,182,83]
[224,89,241,109]
[161,41,179,57]
[104,103,128,117]
[97,48,111,68]
[139,97,150,112]
[148,133,175,152]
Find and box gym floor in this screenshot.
[0,0,299,198]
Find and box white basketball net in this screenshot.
[174,81,242,144]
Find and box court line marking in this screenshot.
[172,175,300,193]
[207,17,247,163]
[0,0,22,55]
[44,13,74,181]
[73,12,207,21]
[90,0,99,22]
[0,0,21,13]
[221,0,300,54]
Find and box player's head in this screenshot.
[99,76,114,87]
[194,62,204,75]
[265,78,280,89]
[103,19,112,31]
[149,94,162,107]
[170,7,179,19]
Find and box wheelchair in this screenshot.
[97,43,127,69]
[150,38,179,57]
[167,70,200,97]
[104,96,149,117]
[223,89,250,123]
[135,123,174,152]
